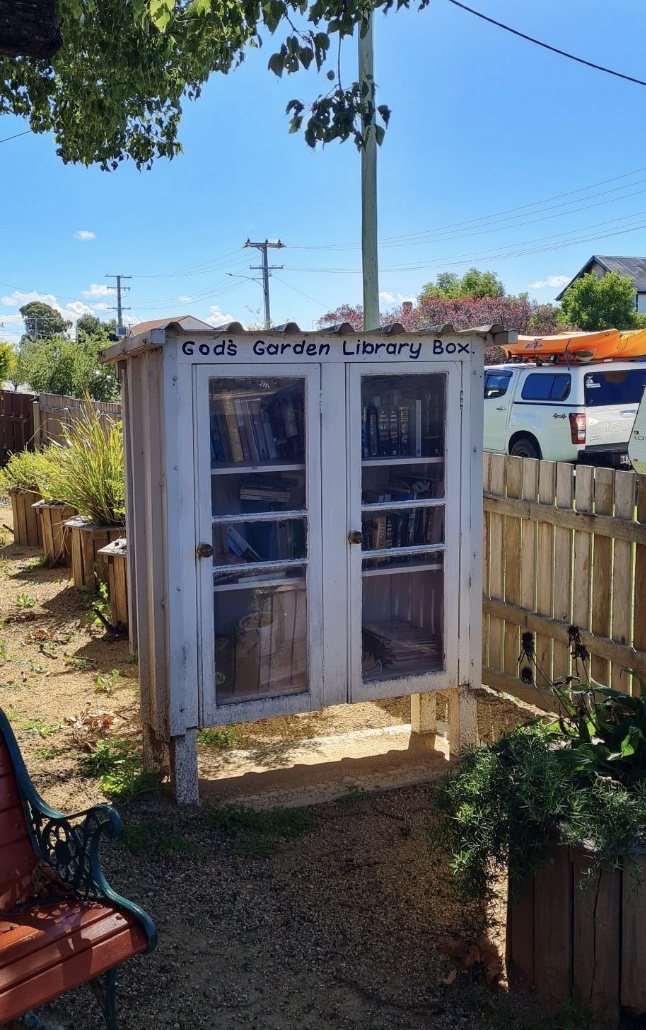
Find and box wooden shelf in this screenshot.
[211,462,305,476]
[362,456,443,467]
[362,560,443,577]
[361,499,444,512]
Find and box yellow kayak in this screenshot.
[504,330,621,360]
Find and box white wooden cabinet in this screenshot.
[104,321,514,801]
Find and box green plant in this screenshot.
[38,403,125,526]
[95,668,123,694]
[120,821,200,858]
[205,803,316,858]
[15,594,36,609]
[0,449,51,495]
[435,668,646,914]
[196,726,246,749]
[79,738,159,800]
[22,717,58,737]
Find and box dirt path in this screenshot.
[0,503,548,1030]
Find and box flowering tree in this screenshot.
[318,296,576,363]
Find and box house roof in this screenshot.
[555,256,646,300]
[127,315,215,335]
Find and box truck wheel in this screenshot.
[509,437,541,460]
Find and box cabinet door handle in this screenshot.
[347,530,362,545]
[196,543,214,559]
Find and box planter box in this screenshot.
[9,489,41,547]
[97,538,128,629]
[32,501,76,567]
[507,842,646,1028]
[65,517,125,592]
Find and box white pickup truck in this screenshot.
[483,360,646,466]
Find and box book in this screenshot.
[388,407,399,456]
[210,414,226,463]
[413,399,422,457]
[220,396,244,463]
[398,406,409,456]
[367,404,379,457]
[377,403,390,457]
[259,404,278,460]
[371,516,387,550]
[233,399,253,461]
[227,525,261,562]
[241,400,259,462]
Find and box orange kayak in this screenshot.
[504,330,622,360]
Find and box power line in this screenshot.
[0,130,32,145]
[271,275,330,309]
[447,0,646,88]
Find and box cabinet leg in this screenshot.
[410,693,437,735]
[169,729,199,805]
[448,686,478,755]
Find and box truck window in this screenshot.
[520,373,571,401]
[484,371,512,399]
[584,369,646,407]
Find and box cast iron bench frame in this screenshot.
[0,707,157,1029]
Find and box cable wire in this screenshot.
[447,0,646,87]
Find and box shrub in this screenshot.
[0,449,51,495]
[39,403,125,526]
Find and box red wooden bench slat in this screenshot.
[0,806,32,851]
[0,773,22,814]
[0,840,38,913]
[0,900,146,991]
[0,744,15,778]
[0,922,148,1025]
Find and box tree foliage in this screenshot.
[0,0,401,168]
[19,301,70,340]
[0,342,16,384]
[17,334,119,401]
[420,268,505,301]
[559,270,643,331]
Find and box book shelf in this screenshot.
[108,321,503,801]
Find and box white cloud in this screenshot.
[83,283,112,298]
[74,230,96,241]
[529,275,570,290]
[177,295,192,304]
[379,291,416,305]
[0,289,104,332]
[207,305,237,327]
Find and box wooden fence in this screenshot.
[482,453,646,710]
[33,393,121,447]
[0,391,37,464]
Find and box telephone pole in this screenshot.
[359,15,379,331]
[244,239,285,329]
[106,274,132,337]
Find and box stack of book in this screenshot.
[362,506,443,551]
[210,388,305,464]
[362,621,442,676]
[361,390,444,459]
[362,473,444,505]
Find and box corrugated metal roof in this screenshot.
[555,255,646,300]
[128,315,215,335]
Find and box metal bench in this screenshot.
[0,708,156,1028]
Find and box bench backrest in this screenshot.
[0,742,37,913]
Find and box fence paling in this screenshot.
[482,455,646,710]
[34,393,121,448]
[0,391,36,464]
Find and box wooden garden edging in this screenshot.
[97,538,128,628]
[65,517,124,591]
[9,489,41,546]
[507,842,646,1028]
[32,501,75,566]
[482,454,646,709]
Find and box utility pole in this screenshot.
[106,274,132,337]
[359,15,379,331]
[244,239,285,330]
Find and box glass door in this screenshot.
[195,365,322,725]
[348,364,461,700]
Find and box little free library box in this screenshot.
[103,320,515,802]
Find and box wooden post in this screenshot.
[169,730,199,805]
[410,693,437,735]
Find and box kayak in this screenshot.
[505,327,646,362]
[504,329,622,360]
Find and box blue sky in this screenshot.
[2,0,646,340]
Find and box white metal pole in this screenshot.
[359,14,379,332]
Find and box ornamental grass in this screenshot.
[39,403,125,527]
[0,449,52,495]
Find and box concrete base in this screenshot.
[197,723,453,809]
